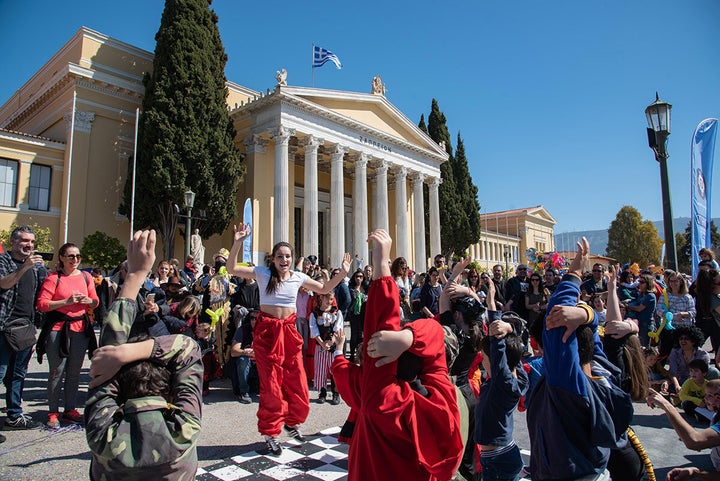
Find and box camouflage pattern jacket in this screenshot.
[85,298,203,481]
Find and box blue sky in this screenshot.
[1,0,718,233]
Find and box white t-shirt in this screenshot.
[253,266,309,309]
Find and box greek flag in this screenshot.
[313,46,342,69]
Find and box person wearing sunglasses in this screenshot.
[36,243,99,429]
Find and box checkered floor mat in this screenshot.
[196,426,348,481]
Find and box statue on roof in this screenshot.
[276,68,288,86]
[371,76,385,96]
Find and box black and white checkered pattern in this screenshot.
[196,426,348,481]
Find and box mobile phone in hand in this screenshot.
[37,252,54,261]
[146,293,155,303]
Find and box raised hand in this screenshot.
[368,229,392,278]
[233,223,251,244]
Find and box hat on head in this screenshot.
[214,248,230,261]
[307,255,318,265]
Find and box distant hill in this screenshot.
[554,217,720,256]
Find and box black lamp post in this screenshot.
[183,189,195,260]
[645,92,677,271]
[503,246,510,280]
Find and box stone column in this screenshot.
[428,177,442,259]
[392,166,409,264]
[352,153,370,266]
[373,159,389,232]
[410,172,426,272]
[271,125,295,245]
[301,135,321,257]
[330,145,348,267]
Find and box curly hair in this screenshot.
[673,325,705,349]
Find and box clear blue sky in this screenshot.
[1,0,719,233]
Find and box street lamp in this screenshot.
[183,189,195,260]
[503,245,510,280]
[645,92,677,271]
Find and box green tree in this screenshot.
[0,223,54,253]
[452,132,482,250]
[675,221,720,274]
[120,0,244,259]
[606,206,662,266]
[418,114,428,134]
[81,231,127,272]
[426,99,464,257]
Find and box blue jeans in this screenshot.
[0,333,33,419]
[234,356,252,395]
[480,443,523,481]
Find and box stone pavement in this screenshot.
[0,353,715,480]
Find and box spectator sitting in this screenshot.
[679,359,710,421]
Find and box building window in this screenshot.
[0,159,18,207]
[28,164,51,211]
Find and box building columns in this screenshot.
[301,135,321,257]
[373,159,389,232]
[428,176,441,259]
[272,125,294,245]
[330,145,348,267]
[411,172,426,272]
[393,166,409,264]
[352,153,370,266]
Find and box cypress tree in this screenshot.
[121,0,244,258]
[453,133,482,251]
[418,114,428,134]
[426,99,464,257]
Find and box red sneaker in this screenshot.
[62,409,83,425]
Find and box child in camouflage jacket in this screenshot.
[85,230,203,481]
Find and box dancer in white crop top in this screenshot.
[228,224,350,455]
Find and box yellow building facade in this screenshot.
[0,27,447,270]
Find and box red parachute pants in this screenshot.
[253,312,310,437]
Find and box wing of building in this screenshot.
[0,27,447,271]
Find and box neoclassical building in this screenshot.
[0,27,446,270]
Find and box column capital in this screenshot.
[271,125,295,144]
[300,135,323,151]
[392,165,408,178]
[373,158,389,174]
[244,134,269,153]
[65,110,95,133]
[330,144,349,161]
[409,171,426,185]
[426,176,442,188]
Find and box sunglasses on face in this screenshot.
[64,254,82,260]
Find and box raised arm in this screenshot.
[227,224,256,278]
[303,253,351,294]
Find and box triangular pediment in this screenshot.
[281,86,445,156]
[526,206,557,225]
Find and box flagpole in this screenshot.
[311,43,315,88]
[130,107,140,239]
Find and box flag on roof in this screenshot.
[313,46,342,69]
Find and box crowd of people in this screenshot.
[1,224,720,481]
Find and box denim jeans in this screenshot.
[0,333,33,419]
[46,330,89,412]
[234,355,252,395]
[480,443,523,481]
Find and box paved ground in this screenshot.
[0,353,715,480]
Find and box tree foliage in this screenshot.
[606,206,662,266]
[120,0,244,259]
[427,99,465,257]
[0,223,54,253]
[452,132,482,249]
[418,114,428,134]
[675,221,720,274]
[81,231,127,272]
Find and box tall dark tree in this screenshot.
[418,114,428,134]
[675,221,720,274]
[452,132,482,250]
[121,0,244,259]
[606,206,662,266]
[426,99,464,257]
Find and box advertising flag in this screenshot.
[242,198,253,264]
[690,118,718,279]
